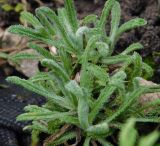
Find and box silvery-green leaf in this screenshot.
[87,122,109,136]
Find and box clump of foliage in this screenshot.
[7,0,160,145]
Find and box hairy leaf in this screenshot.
[121,43,143,55]
[42,59,69,82]
[87,122,109,136]
[21,11,42,28]
[64,0,79,32]
[36,8,55,35]
[116,18,147,40]
[110,1,121,53]
[6,76,71,109]
[98,0,115,31]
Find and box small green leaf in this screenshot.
[58,8,73,34]
[2,4,14,11]
[89,86,116,123]
[76,26,89,49]
[138,131,159,146]
[83,137,91,146]
[82,14,98,25]
[97,138,114,146]
[58,46,72,75]
[109,1,121,53]
[7,25,55,46]
[42,59,69,82]
[28,43,55,60]
[98,0,115,31]
[36,8,55,35]
[101,54,130,65]
[87,63,109,86]
[87,122,109,136]
[38,7,76,52]
[49,132,77,146]
[10,53,39,61]
[17,110,73,121]
[21,11,42,28]
[135,118,160,123]
[142,62,153,79]
[64,0,79,32]
[131,52,142,79]
[0,52,9,59]
[95,42,109,57]
[121,43,143,55]
[119,119,137,146]
[80,35,100,91]
[6,76,70,109]
[78,95,89,129]
[109,71,126,89]
[116,18,147,40]
[65,80,83,98]
[107,87,146,122]
[15,3,24,12]
[24,121,49,133]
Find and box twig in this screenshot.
[54,0,64,5]
[35,0,45,6]
[21,0,28,11]
[43,124,70,146]
[0,48,18,53]
[0,59,7,65]
[70,128,81,146]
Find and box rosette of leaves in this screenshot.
[6,0,160,145]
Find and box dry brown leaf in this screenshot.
[0,28,4,39]
[0,29,39,77]
[43,124,70,146]
[49,46,57,55]
[2,31,23,49]
[55,0,64,5]
[0,59,6,66]
[139,78,160,105]
[74,72,80,83]
[8,49,39,77]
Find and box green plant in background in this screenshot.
[0,0,24,12]
[119,118,159,146]
[6,0,160,145]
